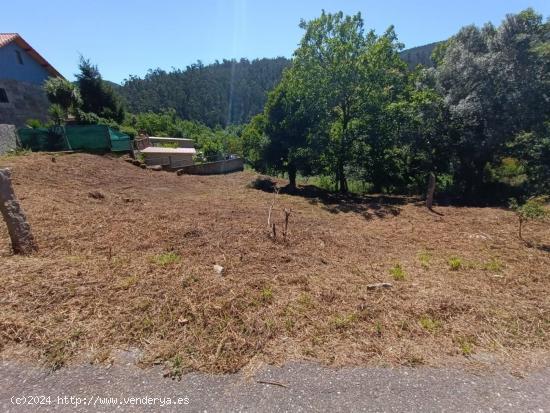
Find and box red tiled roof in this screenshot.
[0,33,18,48]
[0,33,64,78]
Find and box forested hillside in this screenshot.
[400,42,441,68]
[117,45,442,127]
[119,58,291,127]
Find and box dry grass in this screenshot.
[0,153,549,373]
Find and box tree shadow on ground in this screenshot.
[249,177,412,220]
[525,241,550,253]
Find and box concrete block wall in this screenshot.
[0,79,50,127]
[177,158,244,175]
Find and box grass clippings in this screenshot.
[0,153,549,373]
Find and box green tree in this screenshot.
[43,77,82,117]
[434,9,549,199]
[76,56,125,123]
[262,77,314,189]
[509,196,550,241]
[260,11,413,193]
[509,124,550,195]
[290,11,374,192]
[242,113,269,170]
[352,28,411,192]
[397,68,451,194]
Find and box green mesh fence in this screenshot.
[108,128,132,152]
[65,125,111,151]
[18,127,69,151]
[18,125,131,152]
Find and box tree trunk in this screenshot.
[0,168,38,254]
[287,164,297,191]
[339,109,349,194]
[337,159,348,193]
[426,172,436,210]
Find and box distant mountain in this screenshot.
[400,42,443,69]
[114,43,443,126]
[72,79,121,89]
[103,80,121,90]
[119,57,291,127]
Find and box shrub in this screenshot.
[483,258,503,272]
[332,313,357,330]
[48,104,66,125]
[159,142,179,149]
[261,287,273,302]
[419,316,441,333]
[5,147,32,157]
[25,118,44,129]
[509,196,550,241]
[120,126,138,138]
[151,252,181,266]
[448,257,462,271]
[458,339,474,356]
[418,251,431,268]
[389,264,406,280]
[43,77,82,115]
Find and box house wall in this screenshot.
[0,79,50,127]
[0,42,50,85]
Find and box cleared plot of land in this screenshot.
[0,153,549,374]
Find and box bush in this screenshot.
[509,196,550,241]
[448,257,462,271]
[43,77,81,114]
[48,104,66,125]
[25,119,44,129]
[119,126,138,139]
[389,264,406,281]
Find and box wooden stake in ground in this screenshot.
[282,208,292,242]
[0,168,38,254]
[267,187,279,239]
[426,172,436,210]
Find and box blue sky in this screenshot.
[3,1,549,83]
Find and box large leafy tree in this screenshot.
[281,11,411,193]
[289,11,373,192]
[434,9,549,198]
[353,29,412,192]
[76,56,125,123]
[262,75,315,189]
[392,68,451,193]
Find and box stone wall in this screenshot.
[177,158,244,175]
[0,124,19,154]
[0,79,49,127]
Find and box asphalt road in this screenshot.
[1,356,549,412]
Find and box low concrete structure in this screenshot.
[177,158,244,175]
[140,146,196,169]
